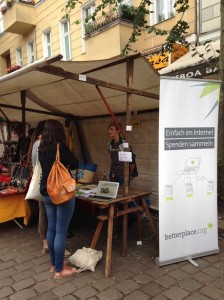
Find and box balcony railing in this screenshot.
[85,5,144,37]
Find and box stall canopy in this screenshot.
[159,40,220,78]
[0,53,160,123]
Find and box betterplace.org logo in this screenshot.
[164,223,214,240]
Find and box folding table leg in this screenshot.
[105,203,114,277]
[13,219,23,229]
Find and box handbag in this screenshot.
[68,247,103,273]
[25,141,42,201]
[47,143,76,205]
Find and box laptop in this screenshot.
[88,181,119,201]
[182,157,201,175]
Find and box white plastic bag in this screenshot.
[68,247,102,272]
[25,162,42,201]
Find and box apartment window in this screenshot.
[43,29,52,58]
[27,40,35,64]
[60,20,71,61]
[150,0,174,25]
[16,48,23,66]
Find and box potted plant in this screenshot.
[6,65,22,74]
[0,6,7,14]
[6,0,14,8]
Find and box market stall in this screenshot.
[0,54,160,271]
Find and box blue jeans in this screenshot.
[43,195,75,272]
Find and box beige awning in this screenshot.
[0,53,160,123]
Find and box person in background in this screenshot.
[11,125,23,163]
[108,121,137,232]
[108,121,135,185]
[23,127,35,162]
[31,121,48,253]
[39,119,79,279]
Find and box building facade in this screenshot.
[0,0,196,76]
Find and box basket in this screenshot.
[77,163,97,184]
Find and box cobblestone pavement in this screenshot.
[1,213,224,300]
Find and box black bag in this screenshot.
[130,153,138,179]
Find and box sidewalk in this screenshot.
[1,212,224,300]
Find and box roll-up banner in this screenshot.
[156,77,220,266]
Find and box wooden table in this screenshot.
[77,188,158,277]
[0,192,31,226]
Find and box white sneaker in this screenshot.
[64,249,71,257]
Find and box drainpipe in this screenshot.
[196,0,200,46]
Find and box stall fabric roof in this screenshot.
[0,54,160,123]
[159,40,220,75]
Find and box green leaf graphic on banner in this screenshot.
[198,82,220,120]
[200,83,220,99]
[207,223,214,229]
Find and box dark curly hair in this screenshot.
[39,119,66,153]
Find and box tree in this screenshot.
[65,0,224,203]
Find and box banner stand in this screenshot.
[155,248,219,267]
[157,77,220,267]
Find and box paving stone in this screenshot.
[14,253,36,264]
[180,264,200,274]
[0,251,21,262]
[73,286,98,299]
[0,277,14,289]
[112,270,134,282]
[214,277,224,290]
[92,277,116,291]
[0,260,17,271]
[168,269,189,280]
[33,271,53,282]
[15,261,34,272]
[0,286,14,298]
[200,285,224,299]
[97,286,123,300]
[34,280,59,294]
[9,288,37,300]
[0,268,17,280]
[123,290,151,300]
[53,282,77,297]
[12,278,35,292]
[178,278,202,292]
[69,273,96,288]
[12,269,36,282]
[142,282,164,297]
[145,267,169,278]
[155,274,176,288]
[115,279,140,295]
[184,292,212,300]
[132,273,153,285]
[125,262,149,273]
[163,286,190,300]
[31,291,58,300]
[202,266,223,278]
[151,295,168,300]
[193,271,216,284]
[61,296,77,300]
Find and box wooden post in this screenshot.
[124,58,134,196]
[21,90,26,158]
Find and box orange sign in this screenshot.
[148,52,169,70]
[171,43,189,63]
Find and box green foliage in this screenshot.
[64,0,190,55]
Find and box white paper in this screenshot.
[126,125,132,131]
[79,74,86,81]
[118,151,132,162]
[123,142,129,148]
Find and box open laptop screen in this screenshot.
[96,181,119,199]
